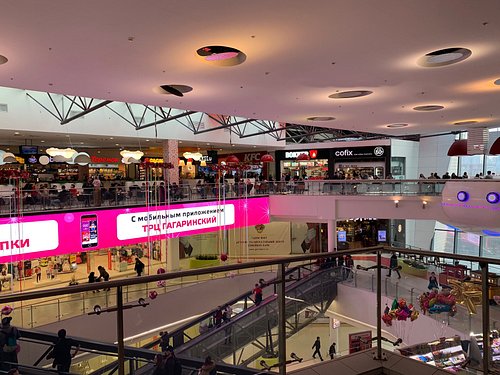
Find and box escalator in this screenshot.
[172,265,343,366]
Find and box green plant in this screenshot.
[195,254,219,260]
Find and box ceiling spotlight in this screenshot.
[413,105,444,111]
[158,84,193,97]
[486,192,500,204]
[0,55,7,65]
[307,116,335,121]
[196,45,246,66]
[494,79,500,86]
[457,191,469,202]
[394,200,399,208]
[418,47,472,67]
[422,201,428,209]
[453,120,478,126]
[386,123,408,128]
[329,90,373,99]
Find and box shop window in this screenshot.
[456,232,480,257]
[390,157,406,179]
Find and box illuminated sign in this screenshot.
[285,151,310,159]
[0,197,270,263]
[337,230,347,242]
[91,156,120,163]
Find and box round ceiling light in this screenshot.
[158,84,193,97]
[486,192,500,204]
[196,45,246,66]
[307,116,335,121]
[328,90,373,99]
[413,105,444,111]
[386,123,408,128]
[418,47,472,67]
[453,120,477,126]
[0,55,7,65]
[494,78,500,86]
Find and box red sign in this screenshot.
[349,331,372,354]
[91,156,120,163]
[309,150,318,159]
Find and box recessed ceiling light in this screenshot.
[418,47,472,67]
[0,55,7,65]
[206,143,210,145]
[145,139,150,142]
[494,78,500,86]
[110,137,114,140]
[196,45,246,66]
[179,141,183,144]
[386,123,409,128]
[115,143,119,146]
[307,116,335,121]
[80,142,84,144]
[41,140,45,143]
[158,84,193,97]
[14,131,19,135]
[329,90,373,99]
[453,120,478,126]
[413,105,445,111]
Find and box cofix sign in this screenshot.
[332,146,387,159]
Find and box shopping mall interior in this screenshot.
[1,1,500,375]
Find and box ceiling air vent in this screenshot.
[0,104,8,112]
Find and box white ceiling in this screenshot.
[1,0,500,139]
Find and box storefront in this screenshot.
[336,218,391,250]
[89,155,125,180]
[275,149,329,180]
[218,151,270,179]
[275,144,391,180]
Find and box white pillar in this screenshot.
[162,140,179,184]
[328,219,337,252]
[166,237,180,271]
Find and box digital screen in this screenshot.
[81,215,98,248]
[19,145,39,154]
[378,230,387,242]
[338,230,346,242]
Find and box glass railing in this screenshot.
[0,182,268,215]
[9,263,279,330]
[268,179,453,196]
[4,247,500,374]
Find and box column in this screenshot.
[162,140,179,184]
[327,219,336,252]
[166,237,180,272]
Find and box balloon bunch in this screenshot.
[419,288,457,316]
[156,268,166,288]
[382,298,419,326]
[1,305,14,316]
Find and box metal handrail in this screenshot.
[3,245,500,305]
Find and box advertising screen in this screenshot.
[378,230,387,242]
[338,230,347,242]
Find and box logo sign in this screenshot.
[333,146,387,159]
[309,150,318,159]
[91,156,120,163]
[334,149,354,156]
[116,204,236,240]
[374,147,384,156]
[285,151,309,159]
[243,153,264,162]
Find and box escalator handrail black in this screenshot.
[17,329,261,375]
[176,266,340,354]
[144,263,315,350]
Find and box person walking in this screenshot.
[387,253,401,279]
[47,329,80,374]
[329,342,336,359]
[312,337,323,361]
[253,283,263,306]
[134,257,145,276]
[0,316,21,371]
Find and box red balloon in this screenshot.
[149,291,158,300]
[220,253,228,262]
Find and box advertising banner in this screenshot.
[0,197,269,263]
[348,331,372,354]
[230,221,291,256]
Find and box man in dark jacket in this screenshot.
[49,329,79,374]
[387,253,401,279]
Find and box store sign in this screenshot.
[91,156,120,163]
[285,151,307,159]
[0,197,269,263]
[144,157,164,164]
[333,146,387,159]
[116,204,235,240]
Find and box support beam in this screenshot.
[60,100,113,124]
[239,123,294,138]
[481,261,490,374]
[277,264,287,375]
[193,118,254,135]
[116,286,125,375]
[376,251,382,360]
[136,110,198,130]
